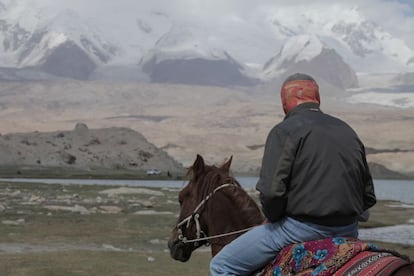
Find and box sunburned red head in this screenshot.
[281,73,320,114]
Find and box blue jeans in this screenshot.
[210,217,358,276]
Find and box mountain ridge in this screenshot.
[0,1,412,84]
[0,122,410,179]
[0,80,412,178]
[0,123,184,175]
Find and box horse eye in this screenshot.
[178,189,191,206]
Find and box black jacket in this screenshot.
[256,102,376,226]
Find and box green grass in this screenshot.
[0,165,185,180]
[0,181,412,275]
[0,251,211,276]
[360,200,414,228]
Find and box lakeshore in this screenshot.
[0,180,413,275]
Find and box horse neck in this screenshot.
[205,186,264,255]
[394,264,414,276]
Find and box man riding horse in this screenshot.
[210,73,376,275]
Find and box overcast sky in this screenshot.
[13,0,414,50]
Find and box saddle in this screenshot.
[258,237,410,275]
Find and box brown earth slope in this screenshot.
[0,80,412,178]
[0,122,183,176]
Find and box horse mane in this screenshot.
[187,162,263,225]
[172,155,413,271]
[186,163,241,197]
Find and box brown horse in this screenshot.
[168,154,414,275]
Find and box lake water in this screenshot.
[1,177,413,204]
[1,176,413,245]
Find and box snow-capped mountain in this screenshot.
[329,20,414,72]
[263,35,358,89]
[266,6,414,73]
[0,2,118,79]
[140,25,258,86]
[0,1,412,84]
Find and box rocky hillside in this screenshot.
[0,80,412,179]
[0,123,184,175]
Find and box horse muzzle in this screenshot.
[168,239,193,262]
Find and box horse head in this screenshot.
[168,154,249,261]
[168,156,414,275]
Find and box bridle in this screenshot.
[175,182,256,246]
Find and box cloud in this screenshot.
[10,0,414,50]
[358,0,414,48]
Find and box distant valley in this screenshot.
[0,80,412,179]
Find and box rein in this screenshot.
[180,226,257,244]
[176,183,256,245]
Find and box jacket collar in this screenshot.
[284,102,320,120]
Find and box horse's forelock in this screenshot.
[187,163,255,217]
[198,166,222,196]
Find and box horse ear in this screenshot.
[192,154,205,176]
[221,156,233,173]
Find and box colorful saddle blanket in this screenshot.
[258,237,409,275]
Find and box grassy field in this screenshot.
[0,181,412,275]
[0,165,186,180]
